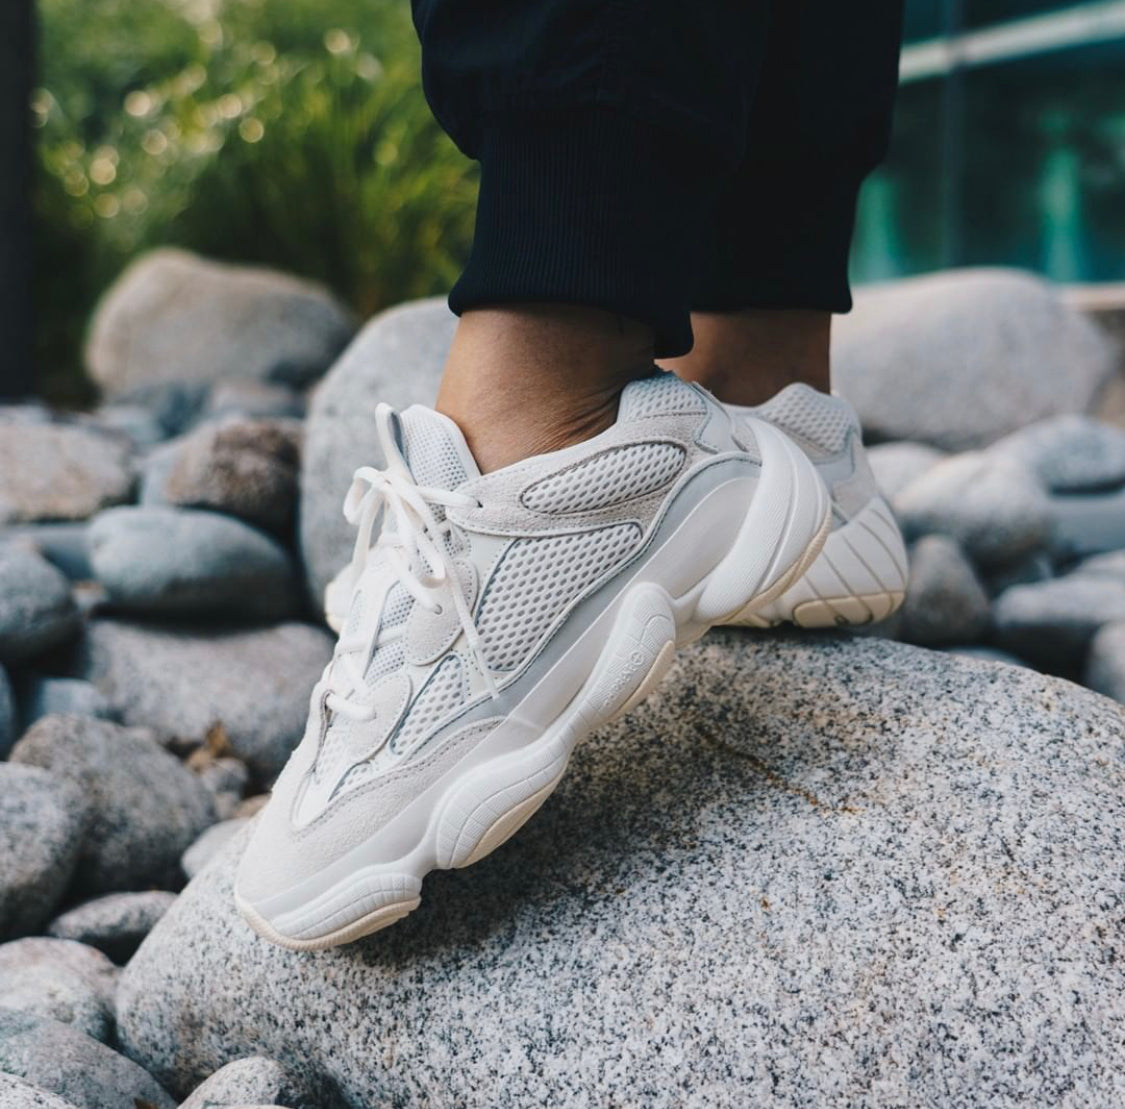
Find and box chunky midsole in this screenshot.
[237,420,828,946]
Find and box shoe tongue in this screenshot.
[396,406,481,491]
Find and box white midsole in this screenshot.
[237,420,829,946]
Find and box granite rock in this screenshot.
[182,820,249,881]
[894,452,1053,566]
[300,297,455,601]
[865,441,946,501]
[20,677,113,729]
[204,380,306,422]
[0,938,118,1042]
[11,715,216,896]
[118,633,1125,1108]
[946,645,1030,667]
[0,1074,83,1109]
[897,535,990,646]
[1084,622,1125,706]
[73,619,333,780]
[0,765,88,939]
[0,424,134,526]
[992,575,1125,669]
[48,892,178,965]
[0,523,93,580]
[0,1008,174,1109]
[86,249,355,395]
[164,419,302,534]
[0,547,81,665]
[179,1057,313,1109]
[88,506,300,621]
[988,414,1125,493]
[0,665,14,759]
[833,269,1117,450]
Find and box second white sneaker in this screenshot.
[235,371,830,949]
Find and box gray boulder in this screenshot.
[0,1008,173,1109]
[20,677,113,729]
[1048,487,1125,562]
[11,715,216,895]
[0,547,81,665]
[1085,622,1125,706]
[203,379,306,423]
[865,441,946,501]
[139,437,185,506]
[833,269,1117,450]
[992,575,1125,669]
[0,938,117,1042]
[988,415,1125,493]
[0,765,88,939]
[0,1074,83,1109]
[86,249,355,395]
[73,619,333,781]
[118,633,1125,1108]
[894,452,1053,566]
[48,892,178,965]
[0,424,134,526]
[179,1057,313,1109]
[0,522,92,580]
[898,535,990,646]
[88,506,300,621]
[300,297,455,601]
[164,419,302,535]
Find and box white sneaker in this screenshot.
[235,371,830,950]
[724,384,908,628]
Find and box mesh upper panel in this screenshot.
[399,411,470,491]
[754,384,856,455]
[476,523,642,671]
[390,654,465,754]
[522,442,686,515]
[618,373,706,421]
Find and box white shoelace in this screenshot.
[321,404,498,724]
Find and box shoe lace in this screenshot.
[322,404,498,724]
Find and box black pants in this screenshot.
[412,1,904,357]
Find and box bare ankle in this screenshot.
[663,309,831,407]
[437,305,655,472]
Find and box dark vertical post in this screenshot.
[940,0,966,269]
[0,0,35,399]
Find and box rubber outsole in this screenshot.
[236,420,831,950]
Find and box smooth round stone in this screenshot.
[87,404,167,450]
[0,765,88,940]
[988,415,1125,493]
[72,619,333,782]
[0,424,134,526]
[203,380,305,422]
[0,1073,84,1109]
[87,249,355,396]
[898,535,990,647]
[117,633,1125,1108]
[0,1009,174,1109]
[992,575,1125,669]
[179,1057,313,1109]
[88,506,300,621]
[0,523,93,581]
[181,819,248,882]
[0,547,81,666]
[0,938,118,1042]
[833,269,1117,450]
[11,715,216,896]
[866,441,947,501]
[894,452,1053,567]
[20,677,113,729]
[48,892,178,966]
[1085,622,1125,706]
[300,297,454,602]
[164,419,302,535]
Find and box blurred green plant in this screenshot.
[35,0,479,403]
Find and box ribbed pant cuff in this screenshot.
[693,164,865,313]
[449,110,723,358]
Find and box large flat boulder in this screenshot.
[117,633,1125,1107]
[87,250,355,396]
[299,297,455,602]
[834,269,1116,450]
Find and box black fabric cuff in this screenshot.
[449,109,723,358]
[692,161,865,314]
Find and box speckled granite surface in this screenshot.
[117,632,1125,1108]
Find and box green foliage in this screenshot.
[35,0,479,398]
